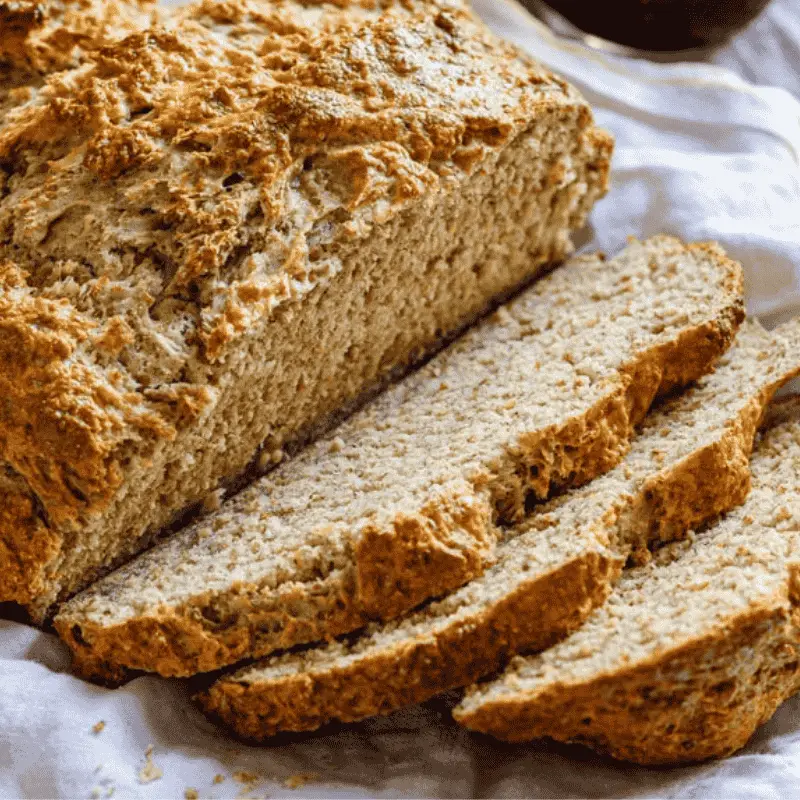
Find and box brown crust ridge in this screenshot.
[199,550,620,740]
[456,603,800,766]
[57,263,743,684]
[0,0,156,74]
[0,470,60,606]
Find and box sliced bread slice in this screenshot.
[196,320,800,739]
[55,237,743,681]
[454,398,800,765]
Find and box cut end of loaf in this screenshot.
[1,2,613,614]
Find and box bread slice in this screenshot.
[0,0,613,618]
[454,397,800,765]
[194,320,800,739]
[0,0,156,124]
[55,236,743,681]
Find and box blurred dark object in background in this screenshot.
[528,0,773,52]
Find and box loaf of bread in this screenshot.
[55,236,743,682]
[195,319,800,738]
[0,0,613,618]
[455,398,800,765]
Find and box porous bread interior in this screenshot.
[196,320,800,737]
[454,401,800,763]
[1,0,612,616]
[56,236,743,678]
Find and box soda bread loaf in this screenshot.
[195,320,800,739]
[0,0,614,618]
[56,236,744,681]
[0,0,157,124]
[454,398,800,765]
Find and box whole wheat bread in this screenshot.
[56,236,743,681]
[0,0,613,618]
[454,398,800,765]
[195,320,800,739]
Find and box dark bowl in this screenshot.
[531,0,773,51]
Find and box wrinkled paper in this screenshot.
[3,0,800,796]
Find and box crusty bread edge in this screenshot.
[455,600,800,765]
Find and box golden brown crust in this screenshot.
[458,605,800,765]
[0,0,156,73]
[355,491,498,619]
[0,469,61,605]
[628,390,768,560]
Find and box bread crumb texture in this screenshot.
[137,744,162,784]
[56,236,743,681]
[0,0,612,617]
[455,397,800,765]
[195,320,800,739]
[284,772,318,789]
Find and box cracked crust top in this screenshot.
[0,0,157,74]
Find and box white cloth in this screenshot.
[712,0,800,99]
[3,1,800,797]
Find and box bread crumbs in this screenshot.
[285,773,318,790]
[232,770,264,799]
[212,774,225,785]
[232,771,260,785]
[138,745,163,784]
[185,789,199,799]
[92,721,105,735]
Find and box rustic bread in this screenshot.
[0,0,156,124]
[0,0,613,618]
[195,320,800,739]
[454,397,800,765]
[55,236,743,681]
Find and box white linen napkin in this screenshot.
[3,1,800,797]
